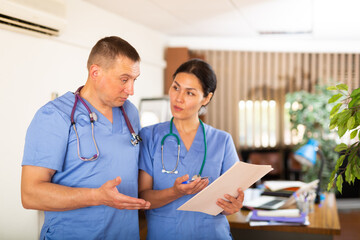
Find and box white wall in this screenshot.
[0,0,167,239]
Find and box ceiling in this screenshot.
[83,0,360,39]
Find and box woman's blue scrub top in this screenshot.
[22,92,141,240]
[139,121,239,240]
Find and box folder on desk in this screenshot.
[250,209,307,224]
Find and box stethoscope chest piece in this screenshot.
[131,133,142,146]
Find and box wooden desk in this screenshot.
[227,193,341,240]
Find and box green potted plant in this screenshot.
[286,85,338,191]
[327,84,360,193]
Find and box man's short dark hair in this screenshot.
[87,36,140,70]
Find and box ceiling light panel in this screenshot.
[152,0,234,23]
[84,0,185,32]
[232,0,313,33]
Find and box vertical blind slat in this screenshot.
[197,50,359,149]
[347,54,353,90]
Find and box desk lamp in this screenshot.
[294,139,325,203]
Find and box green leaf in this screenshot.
[338,155,346,167]
[327,173,336,191]
[330,103,342,116]
[336,175,343,194]
[347,116,356,129]
[327,86,338,91]
[336,84,348,91]
[350,87,360,98]
[353,163,360,179]
[349,96,360,108]
[345,162,352,182]
[338,110,352,125]
[334,143,348,152]
[349,164,356,184]
[351,159,360,179]
[356,111,360,124]
[338,124,348,138]
[334,155,344,175]
[350,173,356,184]
[350,130,358,139]
[349,147,358,161]
[328,93,343,103]
[331,111,340,120]
[330,170,336,180]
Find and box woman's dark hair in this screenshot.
[173,59,217,99]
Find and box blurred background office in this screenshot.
[1,0,360,239]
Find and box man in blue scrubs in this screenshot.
[21,36,150,239]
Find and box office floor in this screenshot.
[334,209,360,240]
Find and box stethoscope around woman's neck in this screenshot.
[161,117,207,177]
[70,86,142,161]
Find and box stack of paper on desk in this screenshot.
[243,180,319,210]
[177,161,273,216]
[249,209,309,226]
[264,181,306,192]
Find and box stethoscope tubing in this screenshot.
[70,86,141,161]
[161,117,207,176]
[72,121,99,161]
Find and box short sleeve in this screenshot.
[22,105,70,171]
[139,126,154,177]
[221,133,240,175]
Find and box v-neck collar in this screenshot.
[66,92,124,134]
[171,121,206,157]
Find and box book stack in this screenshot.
[249,209,309,226]
[262,181,305,197]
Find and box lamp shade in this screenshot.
[294,139,319,167]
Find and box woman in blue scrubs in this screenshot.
[139,59,244,240]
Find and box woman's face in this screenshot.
[169,72,212,121]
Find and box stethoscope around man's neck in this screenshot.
[161,117,207,177]
[70,86,142,161]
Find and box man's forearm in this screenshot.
[21,181,100,211]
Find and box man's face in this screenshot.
[95,56,140,108]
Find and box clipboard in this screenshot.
[177,161,273,216]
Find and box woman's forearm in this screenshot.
[139,187,183,209]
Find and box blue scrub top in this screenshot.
[139,121,239,240]
[22,92,141,240]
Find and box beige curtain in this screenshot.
[192,50,360,150]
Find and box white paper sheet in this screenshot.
[177,161,273,216]
[263,180,306,191]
